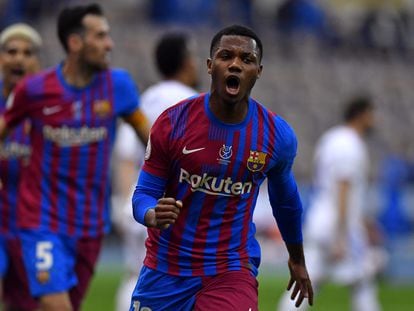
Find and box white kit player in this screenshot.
[278,96,385,311]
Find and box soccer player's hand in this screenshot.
[286,258,314,307]
[144,198,182,230]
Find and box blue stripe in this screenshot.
[204,131,235,274]
[39,138,55,229]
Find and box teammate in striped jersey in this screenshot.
[0,4,149,311]
[130,24,313,311]
[0,23,42,310]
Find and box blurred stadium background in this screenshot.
[1,0,414,310]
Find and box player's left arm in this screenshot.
[267,116,313,307]
[122,109,150,146]
[113,69,150,145]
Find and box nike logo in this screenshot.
[182,146,205,154]
[43,106,62,115]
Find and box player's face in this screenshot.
[0,38,39,90]
[362,108,375,135]
[207,35,262,103]
[79,14,113,71]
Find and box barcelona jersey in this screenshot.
[136,93,302,277]
[4,63,140,237]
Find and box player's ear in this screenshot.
[257,64,263,79]
[207,58,212,75]
[67,33,83,53]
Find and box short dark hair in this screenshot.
[343,96,373,122]
[155,32,190,78]
[57,3,103,52]
[210,24,263,61]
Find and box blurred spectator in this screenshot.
[359,6,410,55]
[275,0,331,40]
[148,0,218,27]
[0,0,71,28]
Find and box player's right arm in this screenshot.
[132,170,182,230]
[0,80,31,141]
[0,116,8,140]
[131,108,181,229]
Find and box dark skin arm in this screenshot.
[285,243,314,307]
[144,197,182,230]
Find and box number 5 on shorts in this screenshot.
[36,241,53,270]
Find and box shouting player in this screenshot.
[130,24,313,310]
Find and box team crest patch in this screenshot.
[36,270,50,284]
[247,150,267,172]
[93,99,111,117]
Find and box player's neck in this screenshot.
[347,121,365,137]
[62,58,96,88]
[209,94,249,124]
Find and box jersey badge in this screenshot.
[36,270,50,284]
[247,150,267,172]
[217,144,232,165]
[93,99,111,118]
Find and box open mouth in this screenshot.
[10,68,25,77]
[225,76,240,95]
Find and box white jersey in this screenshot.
[305,125,369,246]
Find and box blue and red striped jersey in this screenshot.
[138,93,301,277]
[0,81,31,235]
[4,63,141,237]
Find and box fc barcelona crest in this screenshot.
[247,150,267,172]
[93,99,111,117]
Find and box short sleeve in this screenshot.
[112,69,140,116]
[331,145,360,180]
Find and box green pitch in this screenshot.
[82,268,414,311]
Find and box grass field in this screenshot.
[82,267,414,311]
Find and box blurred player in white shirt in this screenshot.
[112,31,199,311]
[278,96,385,311]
